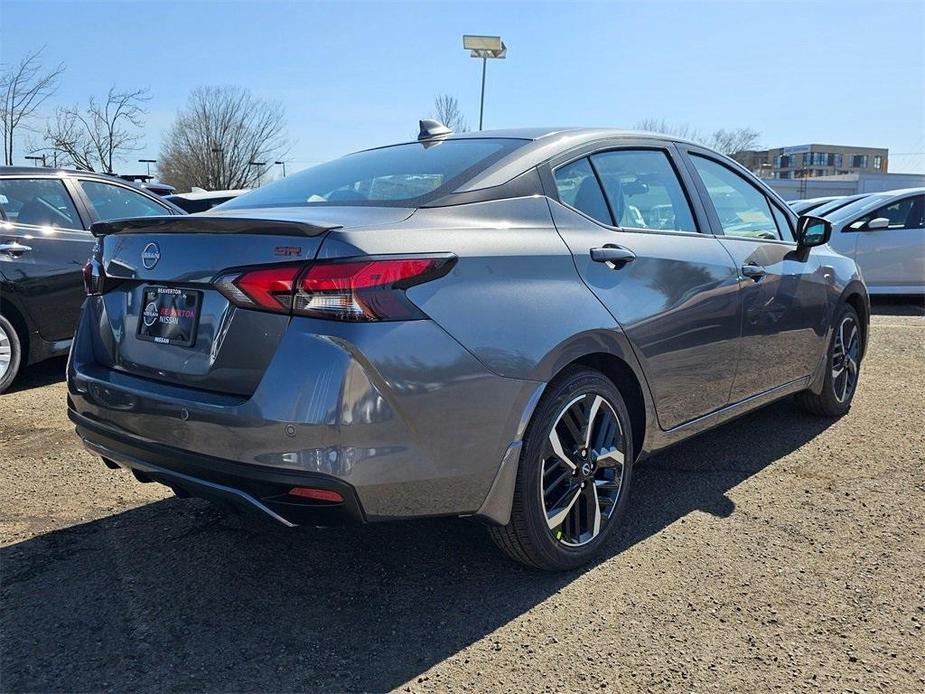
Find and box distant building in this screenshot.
[763,172,925,201]
[732,144,888,179]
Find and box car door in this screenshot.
[0,176,96,342]
[680,148,829,402]
[545,141,742,431]
[844,194,924,293]
[73,178,177,223]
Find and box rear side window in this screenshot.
[79,180,169,219]
[848,195,924,231]
[690,155,783,240]
[590,150,697,232]
[221,138,526,209]
[0,178,81,228]
[553,158,611,225]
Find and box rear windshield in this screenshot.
[220,138,525,209]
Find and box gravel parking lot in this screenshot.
[1,299,923,693]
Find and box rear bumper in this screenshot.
[71,410,365,526]
[68,301,541,521]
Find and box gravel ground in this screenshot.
[1,298,923,693]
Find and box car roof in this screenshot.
[0,166,157,185]
[425,128,701,193]
[167,189,249,201]
[826,187,925,224]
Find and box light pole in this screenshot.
[274,160,287,177]
[249,161,266,186]
[463,35,506,131]
[25,155,46,167]
[139,158,156,177]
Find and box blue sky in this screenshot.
[2,0,923,175]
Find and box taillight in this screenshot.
[214,265,300,313]
[214,255,454,322]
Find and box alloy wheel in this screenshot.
[0,322,11,381]
[540,393,626,547]
[832,314,860,404]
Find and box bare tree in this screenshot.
[708,127,761,155]
[634,118,703,144]
[0,47,65,165]
[634,118,761,155]
[432,94,469,133]
[44,87,150,172]
[158,86,289,191]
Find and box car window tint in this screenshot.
[690,155,781,240]
[79,180,169,219]
[590,150,697,232]
[0,178,81,228]
[848,195,925,231]
[553,157,612,225]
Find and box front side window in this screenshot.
[0,178,81,228]
[590,150,697,232]
[848,195,925,231]
[690,155,782,240]
[79,181,169,220]
[221,138,526,209]
[553,157,611,225]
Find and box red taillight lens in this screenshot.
[214,265,301,313]
[288,487,344,503]
[214,255,454,321]
[293,257,450,321]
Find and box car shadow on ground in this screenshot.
[4,355,67,394]
[870,296,925,317]
[1,398,833,692]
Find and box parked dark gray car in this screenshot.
[68,125,869,569]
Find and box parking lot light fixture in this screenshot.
[138,159,157,177]
[25,155,46,167]
[463,34,506,131]
[274,160,287,177]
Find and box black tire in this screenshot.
[795,303,862,417]
[489,366,634,571]
[0,314,23,394]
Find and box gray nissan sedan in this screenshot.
[68,124,869,570]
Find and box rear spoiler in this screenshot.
[90,216,342,238]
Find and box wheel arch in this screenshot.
[841,286,869,360]
[0,297,30,365]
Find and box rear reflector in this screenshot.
[214,255,455,321]
[288,487,344,503]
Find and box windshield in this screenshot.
[826,194,892,222]
[220,138,526,209]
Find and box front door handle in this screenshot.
[741,264,767,281]
[591,245,636,266]
[0,242,32,257]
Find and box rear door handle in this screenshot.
[741,264,767,281]
[0,242,32,257]
[590,246,636,266]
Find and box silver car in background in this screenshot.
[823,188,925,295]
[69,125,869,570]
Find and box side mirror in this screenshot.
[867,217,890,230]
[796,214,831,249]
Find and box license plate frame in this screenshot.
[137,286,202,347]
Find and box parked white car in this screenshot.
[824,188,924,295]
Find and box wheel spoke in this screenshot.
[584,395,603,450]
[594,446,624,468]
[588,483,601,537]
[548,428,576,471]
[546,485,582,529]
